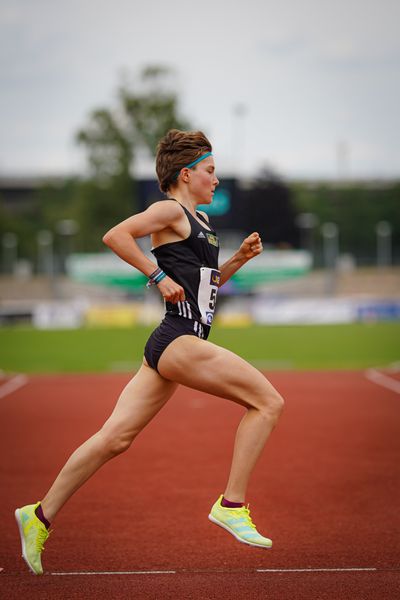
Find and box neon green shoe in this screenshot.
[208,495,272,548]
[15,502,50,575]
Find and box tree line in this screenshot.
[1,65,399,269]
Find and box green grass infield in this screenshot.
[0,322,399,373]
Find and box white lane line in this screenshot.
[50,567,382,576]
[365,368,400,394]
[0,374,28,399]
[51,570,176,576]
[257,567,378,573]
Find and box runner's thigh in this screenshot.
[102,363,178,437]
[158,335,281,410]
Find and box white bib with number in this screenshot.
[198,267,221,325]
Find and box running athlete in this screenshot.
[15,129,284,575]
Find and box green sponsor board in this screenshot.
[225,250,311,290]
[67,254,147,291]
[67,250,311,292]
[77,273,146,290]
[73,270,147,290]
[231,267,308,289]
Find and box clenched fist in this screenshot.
[238,232,263,260]
[156,275,186,304]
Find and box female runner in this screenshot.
[15,129,284,575]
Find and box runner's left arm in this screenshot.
[219,232,263,286]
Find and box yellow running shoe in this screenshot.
[15,502,50,575]
[208,495,272,548]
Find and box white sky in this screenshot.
[1,0,399,179]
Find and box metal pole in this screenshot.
[2,232,18,274]
[336,140,350,182]
[56,219,79,275]
[295,213,318,267]
[37,230,54,276]
[231,103,247,176]
[322,222,339,295]
[376,221,392,268]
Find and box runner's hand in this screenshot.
[238,232,263,260]
[157,276,186,303]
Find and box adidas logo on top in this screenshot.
[197,232,206,239]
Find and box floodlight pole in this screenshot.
[336,140,350,182]
[56,219,79,275]
[296,212,318,267]
[2,232,18,274]
[37,230,54,276]
[232,103,247,175]
[37,229,57,298]
[376,221,392,268]
[322,222,339,295]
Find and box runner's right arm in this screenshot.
[103,201,185,303]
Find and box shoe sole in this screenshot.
[14,509,42,575]
[208,514,272,548]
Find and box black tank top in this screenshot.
[152,201,220,326]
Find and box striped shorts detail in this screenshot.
[144,314,210,372]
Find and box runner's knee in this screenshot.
[98,424,136,457]
[258,389,284,424]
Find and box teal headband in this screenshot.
[173,151,213,180]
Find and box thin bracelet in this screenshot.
[146,268,166,288]
[148,267,162,280]
[154,272,167,285]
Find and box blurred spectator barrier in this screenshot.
[32,300,87,329]
[2,296,399,329]
[252,297,400,325]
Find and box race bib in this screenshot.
[198,267,221,325]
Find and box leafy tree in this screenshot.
[120,65,191,157]
[0,65,192,272]
[77,110,132,180]
[0,194,42,265]
[68,65,191,251]
[77,65,190,181]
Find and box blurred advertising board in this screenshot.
[67,250,311,294]
[252,298,400,325]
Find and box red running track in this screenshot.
[0,371,399,599]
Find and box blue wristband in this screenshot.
[154,271,167,285]
[146,269,166,288]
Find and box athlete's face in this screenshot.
[188,157,219,204]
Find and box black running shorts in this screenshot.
[144,313,210,372]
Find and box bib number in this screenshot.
[198,267,221,325]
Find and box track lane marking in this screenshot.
[365,368,400,394]
[0,374,28,399]
[52,570,176,575]
[257,567,378,573]
[50,567,389,576]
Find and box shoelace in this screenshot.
[36,527,50,552]
[229,505,257,530]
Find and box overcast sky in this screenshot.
[1,0,399,179]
